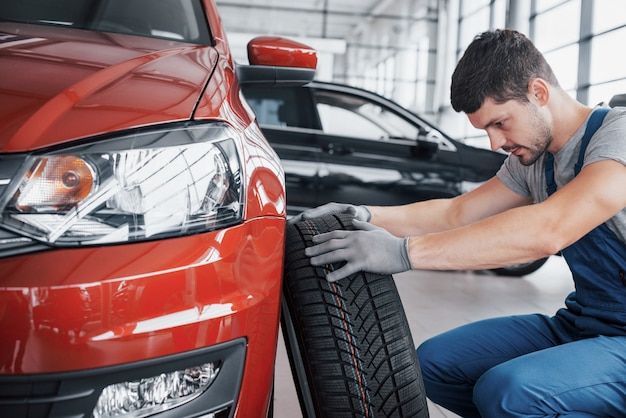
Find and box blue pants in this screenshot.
[417,314,626,417]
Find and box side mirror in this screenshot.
[237,36,317,87]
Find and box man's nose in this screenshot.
[488,132,506,151]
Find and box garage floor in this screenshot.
[272,256,574,417]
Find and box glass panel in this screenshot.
[590,28,626,84]
[492,0,507,29]
[393,48,418,110]
[461,0,491,16]
[376,61,386,96]
[317,104,388,139]
[313,91,421,141]
[533,1,581,51]
[364,67,377,93]
[592,0,626,33]
[534,0,568,14]
[458,7,491,52]
[0,0,210,44]
[385,56,395,98]
[543,44,579,91]
[588,79,626,106]
[415,37,430,112]
[242,87,306,128]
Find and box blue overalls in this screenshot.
[417,108,626,417]
[547,108,626,337]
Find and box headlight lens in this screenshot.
[0,123,243,245]
[93,361,221,418]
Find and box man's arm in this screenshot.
[406,159,626,271]
[367,176,531,237]
[304,175,532,281]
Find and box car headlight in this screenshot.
[0,122,243,246]
[93,362,221,418]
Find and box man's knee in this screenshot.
[417,339,481,417]
[416,337,445,383]
[473,362,533,417]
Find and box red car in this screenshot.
[0,1,316,417]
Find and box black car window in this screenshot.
[243,86,317,129]
[0,0,212,45]
[317,102,388,139]
[312,89,423,142]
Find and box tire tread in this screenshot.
[282,214,429,417]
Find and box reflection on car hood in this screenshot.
[0,23,218,152]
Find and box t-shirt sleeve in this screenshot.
[584,109,626,168]
[496,155,532,198]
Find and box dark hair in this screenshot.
[450,29,559,114]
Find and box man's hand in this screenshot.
[305,220,412,282]
[289,202,371,224]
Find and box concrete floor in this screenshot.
[272,255,574,417]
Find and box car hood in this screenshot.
[0,23,218,152]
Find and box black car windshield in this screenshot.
[0,0,212,45]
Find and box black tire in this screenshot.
[491,257,549,277]
[281,214,429,418]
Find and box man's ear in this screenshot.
[528,78,550,106]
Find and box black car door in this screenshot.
[242,86,322,214]
[309,87,463,207]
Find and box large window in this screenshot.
[339,0,626,147]
[532,1,581,52]
[532,0,626,105]
[587,0,626,105]
[458,0,626,105]
[531,1,582,99]
[457,0,507,51]
[453,0,509,147]
[449,0,626,146]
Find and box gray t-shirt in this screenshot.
[496,105,626,243]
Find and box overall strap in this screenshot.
[545,107,611,196]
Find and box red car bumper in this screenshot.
[0,216,284,417]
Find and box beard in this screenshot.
[520,132,552,166]
[508,105,553,166]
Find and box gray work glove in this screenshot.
[289,202,371,224]
[305,219,412,282]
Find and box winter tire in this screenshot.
[281,213,429,418]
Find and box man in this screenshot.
[293,29,626,416]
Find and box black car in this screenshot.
[242,81,504,212]
[242,81,549,276]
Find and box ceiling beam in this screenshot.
[215,1,430,23]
